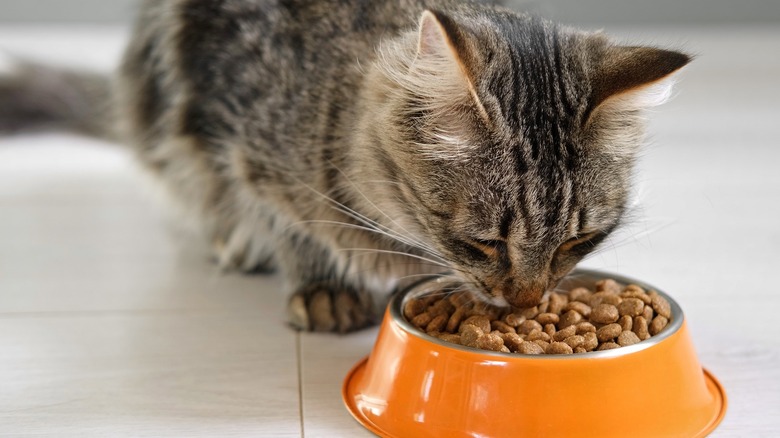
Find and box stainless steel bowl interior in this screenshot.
[391,268,684,359]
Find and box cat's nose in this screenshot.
[496,279,546,308]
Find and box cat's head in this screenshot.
[361,8,689,308]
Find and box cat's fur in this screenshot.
[0,0,689,332]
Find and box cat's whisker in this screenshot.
[363,179,405,187]
[340,247,451,270]
[603,219,675,251]
[290,177,438,257]
[324,201,424,251]
[392,269,473,286]
[290,218,446,264]
[319,194,441,259]
[324,159,442,257]
[391,272,448,282]
[347,263,452,281]
[293,216,448,271]
[287,181,447,262]
[285,219,421,249]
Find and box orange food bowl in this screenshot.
[342,269,726,438]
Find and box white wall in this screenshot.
[0,0,777,25]
[0,0,137,23]
[521,0,780,25]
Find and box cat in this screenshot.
[0,0,689,333]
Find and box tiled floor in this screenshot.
[1,25,779,437]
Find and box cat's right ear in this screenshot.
[416,11,470,72]
[414,10,490,124]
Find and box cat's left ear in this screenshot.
[588,46,691,120]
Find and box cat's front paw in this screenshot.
[287,284,375,333]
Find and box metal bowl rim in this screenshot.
[390,268,683,360]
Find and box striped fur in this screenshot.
[0,0,689,331]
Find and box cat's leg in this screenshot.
[279,232,377,333]
[213,211,278,274]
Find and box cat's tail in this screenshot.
[0,61,114,140]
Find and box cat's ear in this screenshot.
[417,10,472,65]
[414,10,490,123]
[588,46,691,119]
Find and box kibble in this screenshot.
[618,315,633,332]
[576,321,597,334]
[642,304,654,322]
[564,335,586,349]
[460,324,483,346]
[583,332,599,350]
[590,291,622,307]
[519,306,540,319]
[591,304,620,324]
[503,313,525,327]
[633,316,650,340]
[491,320,516,334]
[621,285,652,304]
[517,319,543,335]
[536,312,560,325]
[518,341,545,354]
[617,330,641,347]
[595,279,621,294]
[533,340,551,350]
[650,291,672,319]
[462,315,491,334]
[438,333,461,344]
[429,298,454,317]
[552,324,577,342]
[596,323,623,342]
[501,332,525,351]
[568,287,592,303]
[618,298,645,317]
[526,329,550,342]
[411,312,433,328]
[548,293,568,314]
[597,342,621,351]
[404,298,427,319]
[565,301,592,317]
[426,314,447,333]
[559,309,584,328]
[405,278,672,355]
[446,306,467,333]
[649,315,669,336]
[476,333,506,352]
[546,342,574,355]
[543,323,557,338]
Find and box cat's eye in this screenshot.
[558,231,607,255]
[468,238,506,257]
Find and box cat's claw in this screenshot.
[287,284,375,333]
[287,293,310,330]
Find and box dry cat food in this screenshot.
[403,279,672,355]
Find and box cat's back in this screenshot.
[121,0,455,146]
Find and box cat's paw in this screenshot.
[287,284,375,333]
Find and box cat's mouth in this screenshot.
[499,286,546,309]
[502,270,573,309]
[459,272,549,309]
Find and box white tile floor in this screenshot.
[1,25,779,437]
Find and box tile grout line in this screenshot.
[296,331,305,438]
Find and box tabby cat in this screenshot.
[0,0,689,332]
